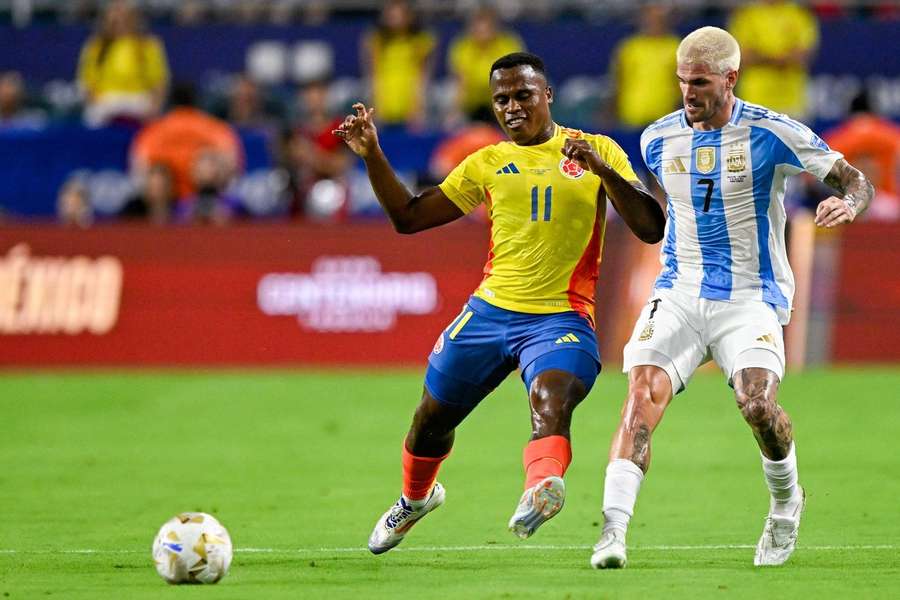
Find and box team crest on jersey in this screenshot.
[638,322,654,341]
[559,158,585,179]
[432,334,445,355]
[726,145,746,173]
[695,147,716,174]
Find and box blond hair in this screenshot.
[677,26,741,74]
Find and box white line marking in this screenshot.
[1,544,896,555]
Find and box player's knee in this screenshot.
[529,384,565,423]
[621,384,649,426]
[530,372,584,414]
[626,370,669,408]
[735,385,776,429]
[409,393,457,439]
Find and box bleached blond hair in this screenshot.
[677,26,741,74]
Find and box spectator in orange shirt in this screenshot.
[824,92,900,220]
[824,92,900,196]
[130,83,243,201]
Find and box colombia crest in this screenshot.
[559,158,585,179]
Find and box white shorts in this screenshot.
[622,288,785,393]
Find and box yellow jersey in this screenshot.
[612,34,681,128]
[77,34,169,97]
[729,2,819,117]
[439,124,637,322]
[367,30,436,124]
[448,32,525,114]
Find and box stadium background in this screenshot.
[1,1,899,597]
[0,0,898,367]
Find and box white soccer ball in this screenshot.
[152,512,233,584]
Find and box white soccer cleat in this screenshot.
[590,529,628,569]
[367,483,445,555]
[508,476,565,539]
[754,487,806,566]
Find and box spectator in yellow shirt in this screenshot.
[447,7,524,124]
[77,0,169,127]
[609,5,681,129]
[361,0,435,129]
[729,0,819,119]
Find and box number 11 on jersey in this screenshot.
[531,185,552,222]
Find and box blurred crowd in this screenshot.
[0,0,897,226]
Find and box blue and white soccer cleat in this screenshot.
[367,482,445,555]
[590,529,627,569]
[754,486,806,566]
[507,476,566,539]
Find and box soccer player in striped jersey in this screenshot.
[334,52,664,554]
[591,27,874,570]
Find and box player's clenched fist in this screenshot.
[814,195,857,228]
[562,138,608,175]
[332,102,379,158]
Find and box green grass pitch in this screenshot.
[1,368,898,598]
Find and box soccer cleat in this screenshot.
[507,476,566,539]
[754,486,806,566]
[590,529,627,569]
[367,483,445,555]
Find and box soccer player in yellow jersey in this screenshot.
[334,52,664,554]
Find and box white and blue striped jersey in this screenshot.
[641,99,842,325]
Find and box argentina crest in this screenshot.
[695,146,716,174]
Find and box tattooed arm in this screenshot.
[815,158,875,228]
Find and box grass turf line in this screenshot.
[1,368,898,598]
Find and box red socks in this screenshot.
[400,436,570,499]
[523,435,572,488]
[402,444,449,501]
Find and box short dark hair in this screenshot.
[489,52,547,82]
[169,82,197,108]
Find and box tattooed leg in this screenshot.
[733,368,792,460]
[597,365,674,545]
[609,366,674,473]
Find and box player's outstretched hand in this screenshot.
[332,102,379,158]
[814,195,857,228]
[562,138,607,174]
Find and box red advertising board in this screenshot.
[832,222,900,362]
[0,223,493,366]
[8,220,894,367]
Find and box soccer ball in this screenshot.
[152,512,233,584]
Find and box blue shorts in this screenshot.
[425,296,601,408]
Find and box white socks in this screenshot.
[761,442,802,516]
[600,446,799,536]
[601,459,644,535]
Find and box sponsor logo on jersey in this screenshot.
[432,334,445,354]
[663,157,688,174]
[559,158,585,179]
[756,333,777,345]
[495,162,520,175]
[696,146,716,174]
[554,333,581,344]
